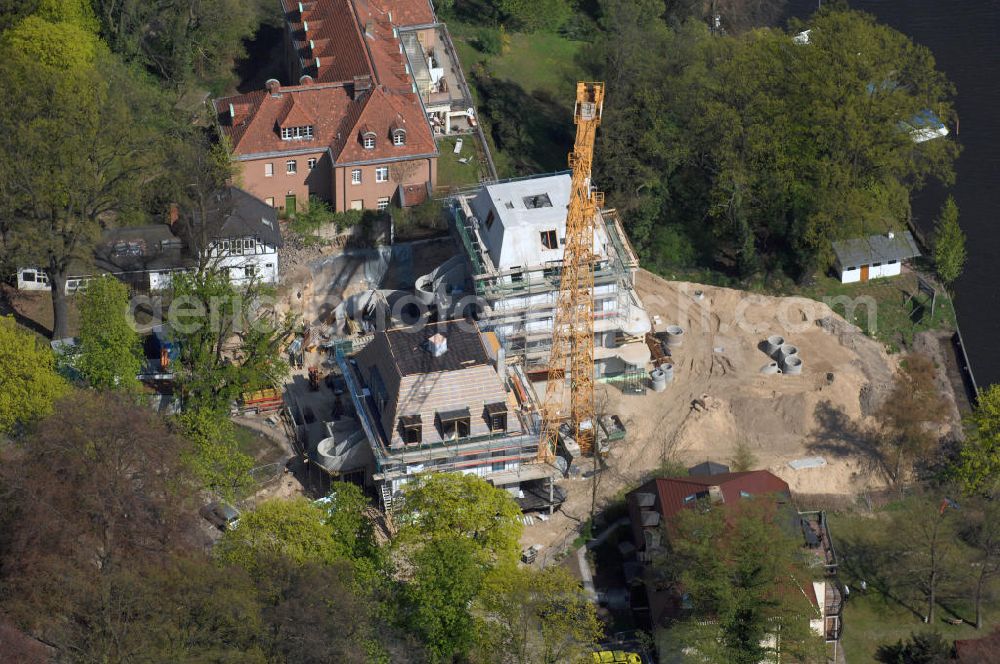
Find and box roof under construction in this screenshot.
[384,319,490,376]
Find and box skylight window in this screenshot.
[523,193,552,209]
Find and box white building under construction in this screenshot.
[418,173,652,376]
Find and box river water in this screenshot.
[784,0,1000,389]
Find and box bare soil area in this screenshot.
[521,270,951,555]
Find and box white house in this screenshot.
[16,187,282,294]
[832,231,921,284]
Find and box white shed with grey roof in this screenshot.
[831,231,921,283]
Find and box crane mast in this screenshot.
[538,82,605,461]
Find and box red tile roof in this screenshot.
[216,85,354,156]
[281,0,372,85]
[643,471,791,520]
[331,86,436,163]
[217,84,436,163]
[357,0,436,27]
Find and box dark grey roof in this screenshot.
[216,187,281,247]
[832,231,920,268]
[196,187,282,248]
[91,225,195,274]
[384,320,491,376]
[688,461,731,477]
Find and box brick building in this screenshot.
[214,0,439,214]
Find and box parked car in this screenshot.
[200,501,240,531]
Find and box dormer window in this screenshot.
[362,132,376,149]
[392,129,406,146]
[281,125,313,141]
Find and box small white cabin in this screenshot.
[832,231,921,284]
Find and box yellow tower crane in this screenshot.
[538,81,605,461]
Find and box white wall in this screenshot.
[839,260,902,283]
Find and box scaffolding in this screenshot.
[451,193,644,373]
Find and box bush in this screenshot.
[475,27,502,55]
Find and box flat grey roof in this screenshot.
[832,231,920,268]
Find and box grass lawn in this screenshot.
[446,22,587,176]
[436,136,484,190]
[794,269,957,353]
[827,510,999,662]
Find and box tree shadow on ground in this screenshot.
[472,71,573,174]
[836,532,927,621]
[807,400,886,479]
[0,285,53,338]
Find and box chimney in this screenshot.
[353,75,372,100]
[265,78,281,96]
[427,333,448,357]
[708,485,725,504]
[365,20,374,37]
[167,203,179,227]
[887,230,896,239]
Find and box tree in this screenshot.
[259,558,390,664]
[91,0,271,87]
[320,482,386,577]
[875,631,952,664]
[656,500,821,664]
[888,496,964,626]
[954,384,1000,496]
[0,317,67,434]
[474,566,602,664]
[876,353,949,487]
[76,276,143,390]
[396,472,524,570]
[405,535,483,663]
[174,408,254,500]
[933,195,966,287]
[168,268,290,412]
[215,498,341,580]
[496,0,570,32]
[728,438,758,472]
[591,7,959,279]
[0,36,168,338]
[959,499,1000,630]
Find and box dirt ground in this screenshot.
[520,269,945,554]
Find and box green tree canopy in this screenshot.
[955,384,1000,496]
[396,473,523,570]
[0,42,169,338]
[657,500,821,663]
[592,6,959,279]
[215,498,341,580]
[76,276,143,390]
[0,317,67,434]
[474,566,602,664]
[0,14,101,70]
[932,195,966,287]
[174,409,254,500]
[169,269,289,412]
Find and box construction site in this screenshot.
[273,80,957,562]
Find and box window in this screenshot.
[265,197,275,207]
[437,409,471,440]
[307,158,317,170]
[540,229,558,250]
[739,490,751,499]
[510,266,523,283]
[375,166,389,183]
[350,200,363,210]
[377,197,390,211]
[399,415,422,444]
[523,193,552,209]
[351,169,361,185]
[245,238,256,253]
[264,162,274,177]
[485,402,507,432]
[280,125,313,140]
[683,493,697,504]
[393,130,405,146]
[286,160,297,174]
[232,239,243,255]
[245,264,256,278]
[363,133,376,149]
[872,261,882,267]
[888,259,898,265]
[21,271,35,282]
